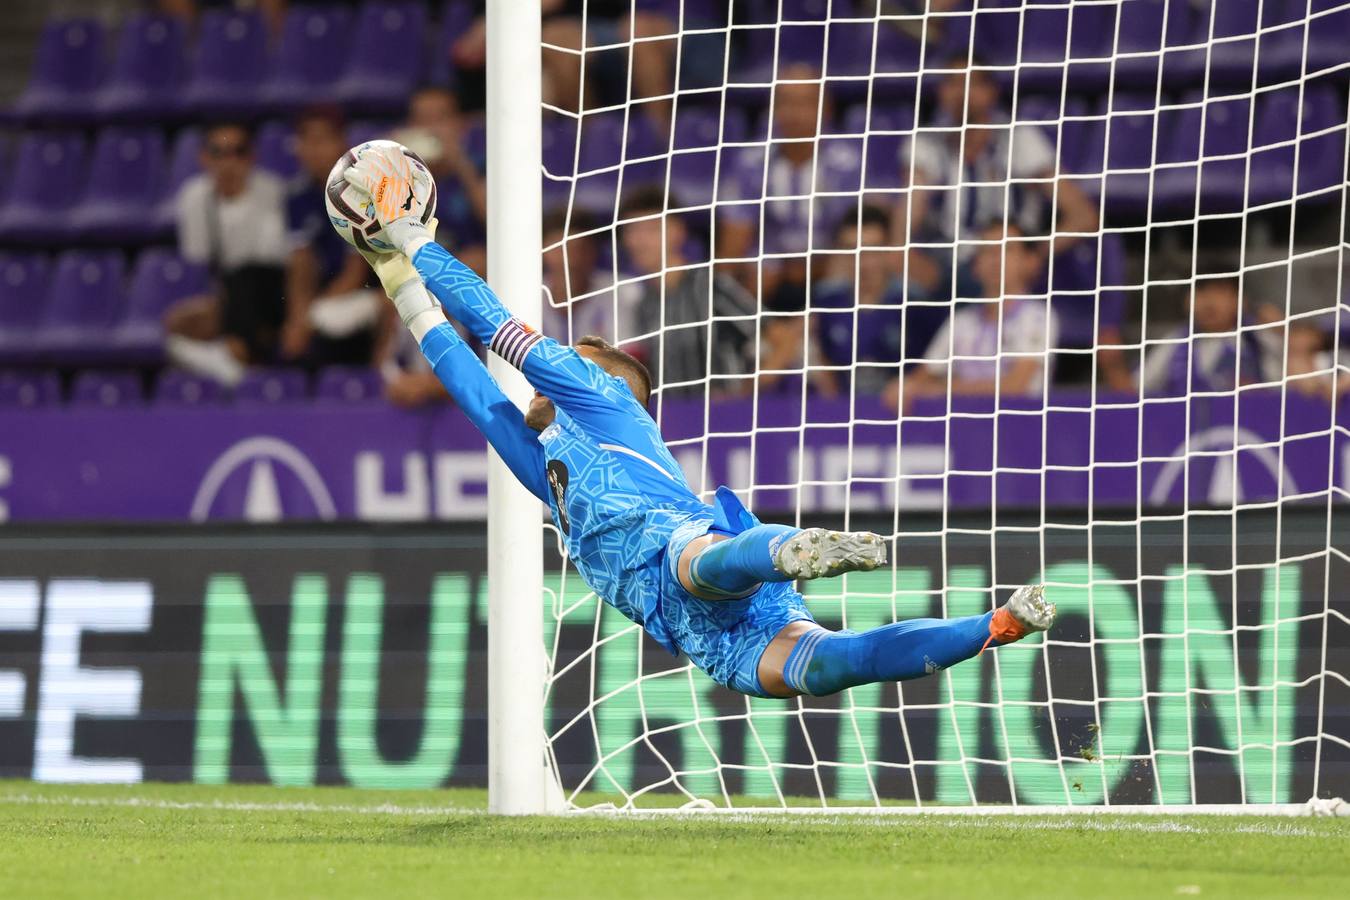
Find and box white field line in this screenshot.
[0,793,478,817]
[0,793,1339,837]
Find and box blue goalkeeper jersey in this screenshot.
[411,242,741,654]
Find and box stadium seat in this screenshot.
[0,254,51,366]
[154,128,204,233]
[1251,86,1347,207]
[1098,94,1158,222]
[70,369,143,408]
[315,366,385,403]
[667,105,748,207]
[347,121,395,148]
[425,0,478,87]
[114,249,209,361]
[1111,0,1194,91]
[1048,234,1128,349]
[1306,0,1350,80]
[13,18,106,124]
[37,251,127,363]
[235,368,309,405]
[68,127,169,244]
[154,369,225,406]
[255,120,300,179]
[1154,95,1252,218]
[181,9,270,119]
[263,6,354,114]
[94,12,187,122]
[0,370,61,408]
[0,133,89,245]
[336,3,430,114]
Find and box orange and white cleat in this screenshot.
[982,584,1056,652]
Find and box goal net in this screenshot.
[522,0,1350,811]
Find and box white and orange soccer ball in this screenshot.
[324,139,437,253]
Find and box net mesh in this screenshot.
[534,0,1350,810]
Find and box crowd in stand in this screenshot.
[1,0,1346,411]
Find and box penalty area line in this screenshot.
[0,793,481,817]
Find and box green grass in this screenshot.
[0,781,1344,899]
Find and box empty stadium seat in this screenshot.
[0,370,61,408]
[14,18,106,124]
[316,366,385,403]
[70,369,143,408]
[0,254,50,365]
[155,369,225,406]
[94,12,187,122]
[255,120,301,179]
[336,3,430,113]
[263,6,355,113]
[235,368,309,405]
[38,251,127,362]
[0,133,89,245]
[180,9,270,119]
[114,249,209,360]
[68,127,169,243]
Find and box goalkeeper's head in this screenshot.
[524,336,653,430]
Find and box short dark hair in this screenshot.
[542,207,599,241]
[1195,274,1241,295]
[835,204,891,240]
[619,184,673,220]
[204,120,254,146]
[576,335,652,405]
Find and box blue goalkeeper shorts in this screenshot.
[661,518,816,698]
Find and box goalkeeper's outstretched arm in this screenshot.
[370,250,549,503]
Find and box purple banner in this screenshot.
[0,390,1346,522]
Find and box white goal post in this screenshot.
[486,0,1350,815]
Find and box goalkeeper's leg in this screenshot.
[757,585,1056,698]
[680,527,887,600]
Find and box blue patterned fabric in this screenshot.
[412,242,812,683]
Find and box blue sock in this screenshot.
[686,524,800,598]
[782,612,995,696]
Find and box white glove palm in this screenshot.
[344,150,432,254]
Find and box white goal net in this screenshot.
[526,0,1349,811]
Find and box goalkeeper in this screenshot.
[343,151,1056,699]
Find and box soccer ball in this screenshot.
[325,140,437,253]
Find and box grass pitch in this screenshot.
[0,781,1344,899]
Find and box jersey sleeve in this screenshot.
[418,321,550,504]
[411,241,656,437]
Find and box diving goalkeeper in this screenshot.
[342,150,1056,699]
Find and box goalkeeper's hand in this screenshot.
[356,217,439,298]
[343,151,430,254]
[357,218,441,330]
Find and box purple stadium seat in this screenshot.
[1306,0,1350,78]
[235,368,309,405]
[1099,94,1158,221]
[1110,0,1194,91]
[255,121,300,179]
[38,251,127,363]
[68,127,168,243]
[181,9,270,119]
[1153,97,1255,218]
[115,249,209,360]
[14,18,106,124]
[71,370,143,408]
[336,3,429,113]
[154,128,203,232]
[316,366,385,403]
[1048,235,1127,348]
[0,370,61,408]
[155,369,225,406]
[1252,86,1347,207]
[0,255,51,365]
[263,6,354,113]
[0,133,88,245]
[347,121,395,148]
[94,13,186,122]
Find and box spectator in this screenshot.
[164,121,287,384]
[620,186,757,397]
[893,223,1057,410]
[394,86,488,275]
[541,209,629,343]
[719,65,873,294]
[1139,277,1264,399]
[814,205,947,396]
[1252,303,1347,404]
[283,105,381,366]
[899,54,1098,293]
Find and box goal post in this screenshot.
[490,1,1349,814]
[485,0,553,816]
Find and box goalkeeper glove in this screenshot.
[343,151,433,255]
[357,218,441,330]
